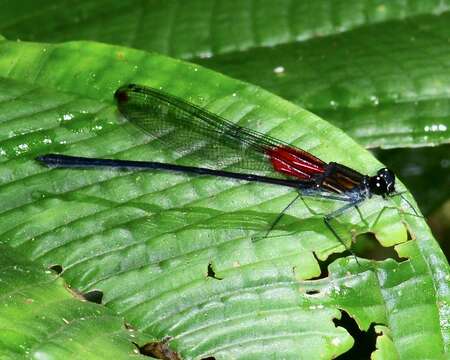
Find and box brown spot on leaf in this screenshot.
[116,51,125,60]
[135,338,181,360]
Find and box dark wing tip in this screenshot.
[114,84,139,104]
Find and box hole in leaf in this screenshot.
[207,262,223,280]
[305,290,320,295]
[134,338,181,360]
[333,310,378,359]
[353,233,405,261]
[201,357,216,360]
[82,290,103,304]
[405,224,415,240]
[48,264,63,274]
[310,252,349,280]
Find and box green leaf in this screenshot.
[1,0,449,149]
[372,326,399,360]
[0,244,144,359]
[0,38,448,359]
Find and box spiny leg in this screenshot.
[324,200,364,264]
[397,193,422,218]
[253,188,349,242]
[253,192,302,242]
[298,190,360,251]
[299,193,320,216]
[388,191,423,218]
[354,204,369,228]
[295,189,362,262]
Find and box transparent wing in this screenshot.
[115,84,326,179]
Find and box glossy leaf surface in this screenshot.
[0,38,448,359]
[0,244,144,359]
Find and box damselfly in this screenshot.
[37,84,412,254]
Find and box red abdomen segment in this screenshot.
[266,146,326,180]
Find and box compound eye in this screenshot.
[376,177,386,189]
[369,174,388,195]
[378,168,388,177]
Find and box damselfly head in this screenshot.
[369,168,396,196]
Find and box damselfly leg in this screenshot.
[254,188,362,257]
[255,192,302,241]
[389,191,422,218]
